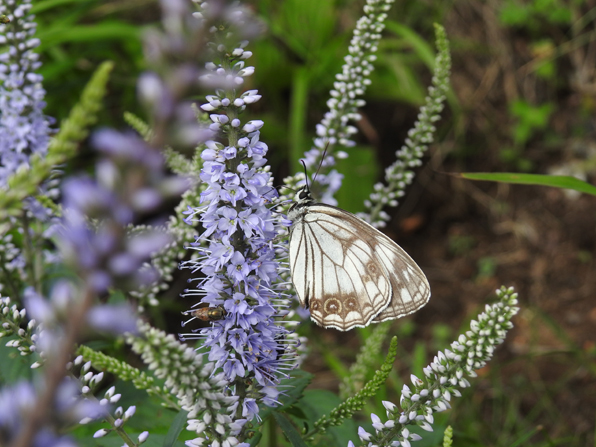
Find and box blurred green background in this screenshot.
[23,0,596,445]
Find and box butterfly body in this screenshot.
[288,186,430,331]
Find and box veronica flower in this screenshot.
[0,0,60,225]
[282,0,396,205]
[358,24,451,228]
[353,287,519,447]
[0,0,52,186]
[57,129,187,293]
[180,1,298,426]
[0,377,105,447]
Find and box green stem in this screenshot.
[0,252,21,299]
[289,67,310,173]
[20,213,40,293]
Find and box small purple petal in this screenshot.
[87,304,138,335]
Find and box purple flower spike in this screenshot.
[0,0,52,188]
[58,130,185,293]
[180,5,299,423]
[87,304,138,335]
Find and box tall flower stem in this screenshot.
[11,287,94,447]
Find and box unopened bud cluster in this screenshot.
[0,296,37,357]
[359,24,451,228]
[353,286,519,447]
[282,0,396,206]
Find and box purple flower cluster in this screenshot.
[58,130,188,293]
[181,4,297,419]
[0,0,52,187]
[183,123,296,415]
[0,378,103,447]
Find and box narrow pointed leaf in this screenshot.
[272,411,309,447]
[460,172,596,196]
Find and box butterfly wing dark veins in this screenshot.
[288,186,430,331]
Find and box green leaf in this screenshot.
[278,369,313,409]
[30,0,89,14]
[162,410,188,447]
[248,431,263,447]
[336,145,380,214]
[384,21,436,67]
[37,22,140,49]
[459,172,596,196]
[300,390,358,447]
[259,369,313,420]
[272,411,309,447]
[0,336,35,384]
[300,389,343,422]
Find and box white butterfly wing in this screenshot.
[371,228,431,323]
[289,205,393,331]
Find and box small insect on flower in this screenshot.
[193,306,227,322]
[287,166,431,331]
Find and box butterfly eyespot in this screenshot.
[367,262,379,275]
[345,297,358,310]
[324,298,342,315]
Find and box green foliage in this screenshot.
[254,0,346,171]
[447,234,476,257]
[0,61,113,220]
[442,425,453,447]
[335,146,380,213]
[163,410,190,447]
[369,21,435,105]
[510,100,554,147]
[31,0,146,124]
[339,322,391,399]
[459,172,596,196]
[124,111,152,142]
[273,411,309,447]
[499,0,574,28]
[363,22,452,226]
[76,344,177,408]
[500,99,554,170]
[476,256,497,280]
[163,148,195,176]
[529,39,556,80]
[307,336,398,438]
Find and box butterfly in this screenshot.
[288,183,430,331]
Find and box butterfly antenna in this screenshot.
[300,159,311,193]
[312,143,330,185]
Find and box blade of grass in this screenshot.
[460,172,596,196]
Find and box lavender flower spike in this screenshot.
[181,2,298,430]
[0,0,52,187]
